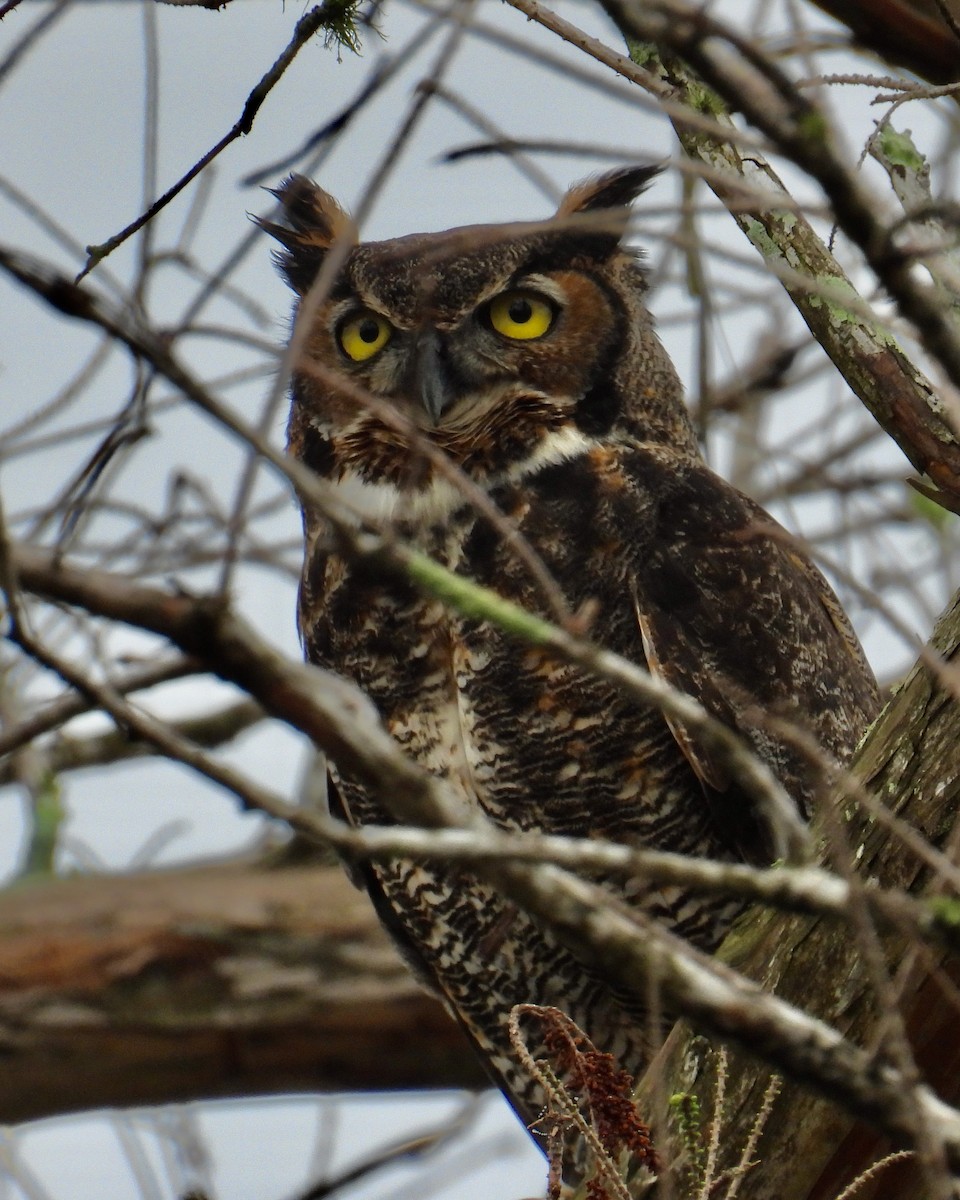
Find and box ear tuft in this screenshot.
[256,175,355,294]
[556,164,663,218]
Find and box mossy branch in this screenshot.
[586,1,960,512]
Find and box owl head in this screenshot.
[262,167,697,500]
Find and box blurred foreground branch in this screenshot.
[10,542,960,1194]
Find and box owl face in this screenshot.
[313,243,613,431]
[263,166,696,498]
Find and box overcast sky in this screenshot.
[0,1,948,1197]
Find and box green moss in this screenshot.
[806,281,857,324]
[319,0,363,54]
[688,80,725,116]
[798,109,829,144]
[803,276,898,343]
[740,211,801,262]
[670,1091,706,1194]
[741,216,785,263]
[22,771,65,877]
[876,126,925,174]
[928,895,960,928]
[626,38,657,66]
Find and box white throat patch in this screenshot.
[330,422,595,528]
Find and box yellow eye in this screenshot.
[338,311,392,362]
[487,291,555,341]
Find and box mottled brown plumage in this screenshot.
[263,168,880,1169]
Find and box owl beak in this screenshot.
[415,330,456,426]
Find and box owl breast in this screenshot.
[304,445,746,915]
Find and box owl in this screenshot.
[262,167,880,1176]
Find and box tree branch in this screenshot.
[637,590,960,1199]
[11,542,960,1172]
[0,858,479,1123]
[509,0,960,512]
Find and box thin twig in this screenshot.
[76,2,364,281]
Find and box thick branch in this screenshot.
[558,0,960,509]
[0,859,479,1123]
[637,591,960,1200]
[811,0,960,86]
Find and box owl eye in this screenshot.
[487,291,555,341]
[338,311,393,362]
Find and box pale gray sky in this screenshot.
[0,1,949,1197]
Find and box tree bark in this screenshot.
[810,0,960,87]
[0,858,481,1124]
[638,592,960,1200]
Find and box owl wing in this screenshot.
[624,447,879,863]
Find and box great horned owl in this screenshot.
[262,167,879,1162]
